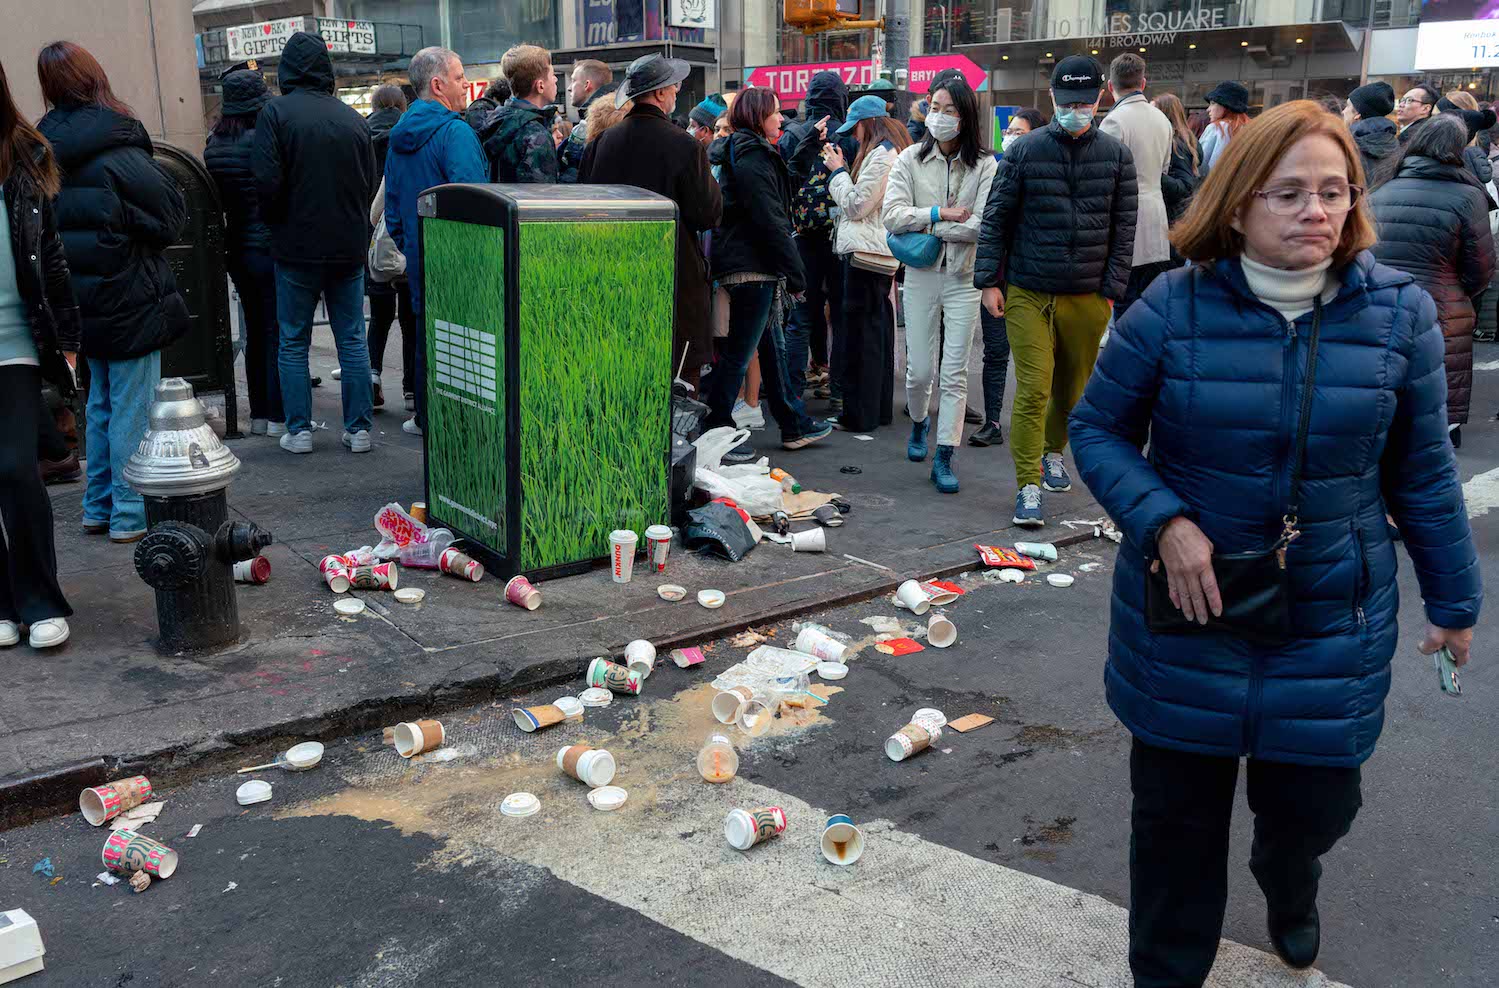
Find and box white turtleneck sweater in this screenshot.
[1239,254,1337,324]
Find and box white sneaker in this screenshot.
[0,621,18,647]
[331,368,342,381]
[342,430,372,453]
[250,418,268,435]
[279,431,313,454]
[266,420,288,437]
[28,618,69,649]
[732,399,765,430]
[402,418,423,436]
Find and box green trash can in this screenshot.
[417,183,678,580]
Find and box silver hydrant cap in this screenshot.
[123,377,242,497]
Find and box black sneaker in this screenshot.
[721,440,759,465]
[964,405,983,425]
[782,421,833,450]
[968,422,1004,447]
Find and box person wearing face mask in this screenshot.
[882,79,997,493]
[975,55,1137,527]
[1070,99,1480,988]
[1100,54,1174,321]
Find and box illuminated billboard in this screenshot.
[1415,0,1499,70]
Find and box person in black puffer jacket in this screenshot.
[367,84,406,187]
[705,88,828,462]
[37,42,187,544]
[1372,113,1496,441]
[205,69,283,436]
[363,84,413,413]
[1342,83,1399,190]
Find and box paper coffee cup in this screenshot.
[553,696,585,722]
[920,581,959,605]
[102,829,178,879]
[321,558,352,594]
[894,579,931,615]
[393,719,445,758]
[624,639,656,679]
[512,705,566,733]
[439,547,484,582]
[504,574,542,610]
[409,502,428,524]
[927,615,957,649]
[80,776,153,827]
[348,563,398,591]
[609,530,638,583]
[724,806,787,850]
[795,627,848,663]
[821,814,865,865]
[319,554,353,576]
[644,525,672,573]
[557,744,616,787]
[712,685,754,725]
[587,657,642,695]
[885,722,939,762]
[233,557,271,584]
[791,528,826,553]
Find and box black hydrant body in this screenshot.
[125,379,272,652]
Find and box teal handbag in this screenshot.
[886,231,941,269]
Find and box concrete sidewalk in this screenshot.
[2,330,1103,824]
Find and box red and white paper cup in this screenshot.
[724,806,787,850]
[320,555,353,594]
[234,557,271,584]
[609,530,638,584]
[644,525,672,574]
[348,563,399,591]
[102,829,178,879]
[439,547,484,582]
[504,574,541,610]
[79,776,153,827]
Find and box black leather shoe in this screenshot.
[721,440,758,465]
[968,422,1004,447]
[964,405,983,425]
[1268,908,1320,969]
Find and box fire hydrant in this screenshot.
[124,378,273,652]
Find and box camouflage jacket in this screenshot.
[481,98,559,184]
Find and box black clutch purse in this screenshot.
[1146,298,1322,643]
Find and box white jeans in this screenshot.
[903,265,980,448]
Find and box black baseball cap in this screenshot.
[1051,55,1103,105]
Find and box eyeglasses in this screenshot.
[1397,97,1431,107]
[1252,186,1363,215]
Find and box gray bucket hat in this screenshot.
[615,53,691,108]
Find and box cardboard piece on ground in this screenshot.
[876,637,925,656]
[108,801,165,831]
[947,713,995,733]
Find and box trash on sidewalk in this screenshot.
[233,556,271,584]
[683,500,758,562]
[697,589,725,609]
[947,713,995,733]
[671,647,706,668]
[876,637,924,656]
[578,687,613,708]
[108,801,165,832]
[438,547,484,582]
[504,574,542,610]
[186,825,203,839]
[821,815,865,865]
[500,793,541,817]
[587,786,628,811]
[644,525,673,573]
[393,720,445,758]
[840,465,862,474]
[102,830,178,879]
[235,780,272,806]
[894,579,932,615]
[624,640,657,679]
[320,555,354,594]
[94,872,119,886]
[586,658,643,695]
[975,545,1038,570]
[512,705,567,733]
[913,708,947,730]
[657,584,687,602]
[886,721,942,761]
[1014,542,1059,562]
[393,587,426,604]
[790,528,826,552]
[923,580,965,602]
[795,626,847,662]
[724,806,787,850]
[552,696,585,722]
[237,741,324,774]
[609,529,639,583]
[1047,574,1076,588]
[987,568,1027,584]
[1079,562,1104,573]
[816,661,848,680]
[557,745,616,787]
[220,881,237,894]
[409,502,428,524]
[374,502,429,548]
[29,860,52,880]
[697,734,739,783]
[333,598,366,616]
[927,615,957,649]
[348,563,398,591]
[0,907,45,981]
[130,871,152,893]
[79,776,154,827]
[729,629,769,648]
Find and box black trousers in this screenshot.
[368,281,415,395]
[229,249,283,422]
[837,258,895,432]
[1129,738,1361,988]
[1116,260,1179,323]
[0,366,72,625]
[979,306,1011,427]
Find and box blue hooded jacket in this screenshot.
[384,98,488,310]
[1070,253,1480,768]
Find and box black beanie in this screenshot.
[1348,82,1395,120]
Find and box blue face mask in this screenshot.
[1056,107,1095,133]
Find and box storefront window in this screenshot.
[347,0,440,50]
[451,0,559,62]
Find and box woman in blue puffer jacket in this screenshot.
[1071,101,1480,988]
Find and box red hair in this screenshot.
[37,41,132,116]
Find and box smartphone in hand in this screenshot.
[1436,645,1462,696]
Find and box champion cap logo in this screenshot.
[1061,74,1096,84]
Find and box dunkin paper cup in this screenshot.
[885,722,941,762]
[102,829,179,879]
[927,614,957,649]
[624,639,657,679]
[504,574,542,610]
[348,563,399,591]
[791,528,826,553]
[80,776,153,827]
[821,814,865,865]
[644,525,673,573]
[233,557,271,584]
[609,530,638,583]
[512,705,566,733]
[587,657,643,695]
[795,627,848,663]
[439,547,484,582]
[556,744,616,787]
[409,502,428,524]
[894,579,931,615]
[712,686,755,725]
[724,806,788,850]
[393,720,445,758]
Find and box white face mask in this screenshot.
[926,111,960,142]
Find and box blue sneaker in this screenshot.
[907,418,930,461]
[782,421,833,450]
[1013,484,1045,528]
[1042,452,1072,493]
[931,444,959,493]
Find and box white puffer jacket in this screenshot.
[882,141,996,274]
[828,142,897,257]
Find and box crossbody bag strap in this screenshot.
[1276,295,1323,563]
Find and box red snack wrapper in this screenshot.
[876,637,925,656]
[923,579,966,596]
[975,545,1038,570]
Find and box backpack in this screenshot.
[367,178,406,283]
[788,122,837,236]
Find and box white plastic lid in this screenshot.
[817,662,849,680]
[579,687,613,707]
[553,696,584,717]
[333,598,366,616]
[501,792,540,817]
[698,589,725,608]
[285,741,324,768]
[913,707,947,729]
[644,525,672,539]
[1047,573,1075,588]
[236,780,272,805]
[657,584,687,601]
[394,587,426,604]
[587,786,628,811]
[609,529,638,543]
